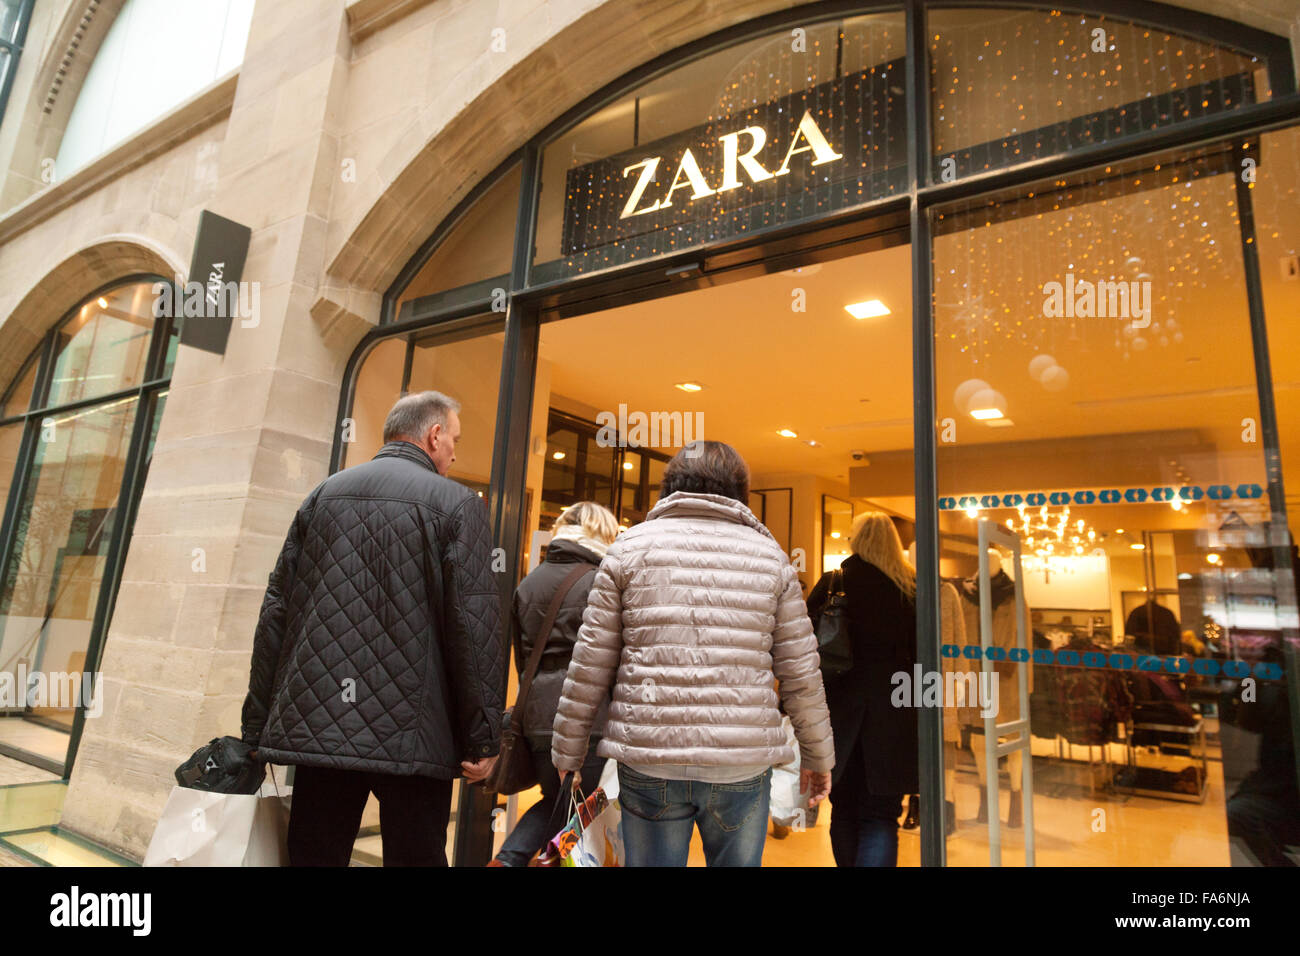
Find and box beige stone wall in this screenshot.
[0,0,1292,859]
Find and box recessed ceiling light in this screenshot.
[777,428,798,439]
[552,451,566,460]
[1206,552,1222,565]
[622,461,634,470]
[845,299,890,319]
[830,531,841,538]
[970,407,1004,420]
[675,382,704,392]
[1130,542,1145,550]
[97,297,108,308]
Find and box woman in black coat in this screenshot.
[807,512,918,867]
[491,502,619,866]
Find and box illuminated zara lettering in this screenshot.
[617,109,842,220]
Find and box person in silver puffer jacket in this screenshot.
[552,440,833,866]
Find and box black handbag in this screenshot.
[816,568,854,679]
[174,736,265,794]
[485,562,597,795]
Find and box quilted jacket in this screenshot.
[551,491,834,773]
[240,440,504,778]
[511,537,607,743]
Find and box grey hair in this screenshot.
[383,390,461,444]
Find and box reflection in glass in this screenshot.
[929,8,1273,179]
[46,282,156,407]
[0,399,137,740]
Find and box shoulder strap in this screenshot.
[510,562,598,732]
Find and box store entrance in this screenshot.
[508,237,919,866]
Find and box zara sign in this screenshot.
[558,59,906,269]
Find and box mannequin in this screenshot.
[957,548,1030,829]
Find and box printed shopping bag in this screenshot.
[566,759,624,867]
[535,760,624,867]
[143,775,291,867]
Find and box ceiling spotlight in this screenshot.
[965,506,979,519]
[830,531,841,539]
[675,382,703,392]
[97,297,109,308]
[845,299,890,319]
[777,428,798,438]
[552,451,566,460]
[1130,542,1146,550]
[1206,552,1222,565]
[622,461,634,470]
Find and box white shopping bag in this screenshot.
[567,759,624,868]
[770,717,817,830]
[143,775,291,867]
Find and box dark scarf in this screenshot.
[957,569,1016,609]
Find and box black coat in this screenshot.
[511,537,606,743]
[807,554,918,795]
[240,441,504,778]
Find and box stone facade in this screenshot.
[0,0,1295,860]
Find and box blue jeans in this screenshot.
[828,741,903,867]
[616,764,771,867]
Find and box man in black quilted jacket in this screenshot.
[239,390,504,866]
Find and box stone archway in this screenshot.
[0,234,184,391]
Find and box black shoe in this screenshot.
[1007,790,1022,829]
[902,794,920,830]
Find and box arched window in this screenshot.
[54,0,255,178]
[0,277,175,774]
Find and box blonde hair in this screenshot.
[553,501,619,545]
[848,512,916,598]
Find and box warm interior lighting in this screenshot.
[1206,553,1222,565]
[675,382,703,392]
[830,531,841,539]
[1130,542,1146,550]
[777,428,798,438]
[970,407,1004,420]
[622,461,633,470]
[844,299,890,319]
[97,297,109,308]
[552,451,566,460]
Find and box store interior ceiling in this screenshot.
[536,217,1299,543]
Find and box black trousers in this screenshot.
[287,764,454,866]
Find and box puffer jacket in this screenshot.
[552,491,834,773]
[239,440,504,778]
[512,537,607,743]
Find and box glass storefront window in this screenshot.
[0,279,172,773]
[45,282,157,408]
[931,139,1292,866]
[532,11,907,283]
[394,165,520,322]
[0,399,138,742]
[928,8,1276,181]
